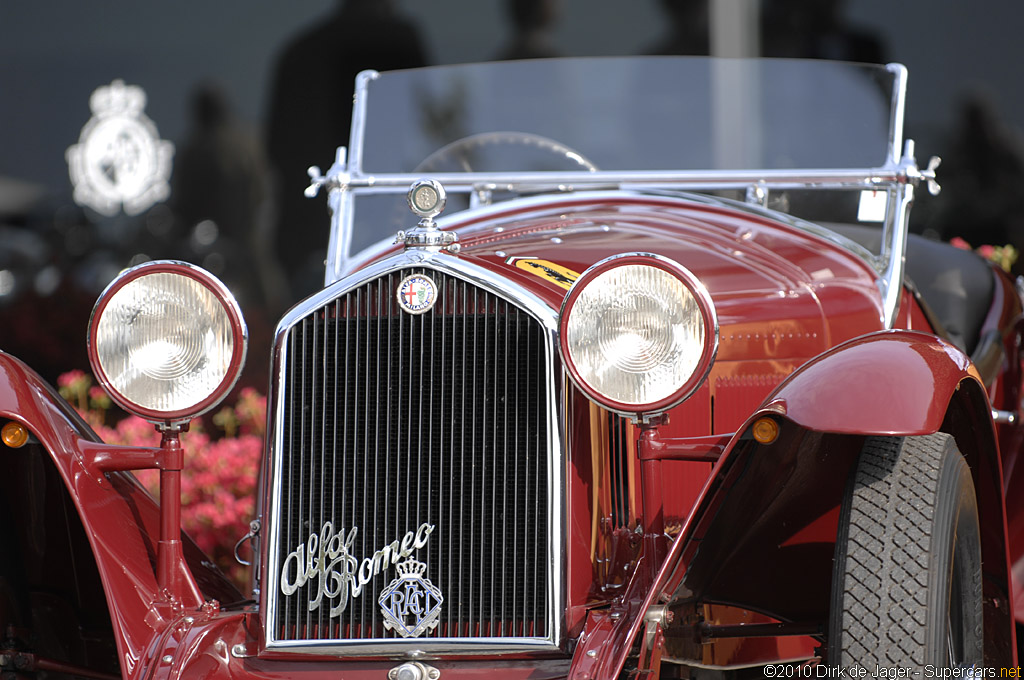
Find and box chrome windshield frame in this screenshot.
[308,61,928,329]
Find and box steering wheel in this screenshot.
[414,131,599,173]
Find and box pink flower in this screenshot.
[57,369,94,414]
[234,387,267,437]
[949,236,972,250]
[87,386,112,411]
[113,416,162,448]
[135,469,160,496]
[57,369,88,389]
[68,368,265,590]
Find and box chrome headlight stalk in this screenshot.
[86,259,247,602]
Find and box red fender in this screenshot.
[0,352,223,679]
[584,330,1016,675]
[764,329,980,435]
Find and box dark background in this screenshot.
[3,2,1019,185]
[1,1,1020,385]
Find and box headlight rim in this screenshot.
[558,252,718,419]
[87,259,248,425]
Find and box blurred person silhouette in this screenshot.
[173,81,286,315]
[644,0,710,56]
[266,0,428,300]
[495,0,562,61]
[921,93,1024,274]
[761,0,885,62]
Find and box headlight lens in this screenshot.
[560,254,717,418]
[88,261,247,424]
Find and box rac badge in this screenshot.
[378,558,443,638]
[396,273,438,315]
[66,79,173,217]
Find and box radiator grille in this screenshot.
[271,268,550,643]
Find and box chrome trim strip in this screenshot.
[885,63,908,167]
[339,165,910,194]
[261,250,565,656]
[879,176,913,328]
[876,63,910,328]
[264,637,557,656]
[320,68,377,281]
[347,69,378,176]
[321,146,354,289]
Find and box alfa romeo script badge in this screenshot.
[378,558,444,638]
[66,79,173,217]
[396,273,438,315]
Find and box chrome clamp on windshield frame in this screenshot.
[305,153,350,199]
[875,140,942,330]
[307,146,359,285]
[396,179,461,254]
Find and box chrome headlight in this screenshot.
[88,260,247,425]
[559,253,717,419]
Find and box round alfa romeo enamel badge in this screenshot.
[396,273,438,315]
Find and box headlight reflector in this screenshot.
[88,261,247,424]
[559,254,717,418]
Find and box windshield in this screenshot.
[356,57,898,174]
[337,56,903,262]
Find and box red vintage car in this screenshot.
[1,57,1020,678]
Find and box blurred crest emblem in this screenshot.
[396,273,438,315]
[66,79,174,216]
[378,558,443,638]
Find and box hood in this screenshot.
[445,193,886,361]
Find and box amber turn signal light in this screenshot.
[751,417,780,444]
[2,422,29,448]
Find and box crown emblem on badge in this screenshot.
[89,80,147,117]
[394,559,428,578]
[379,557,444,638]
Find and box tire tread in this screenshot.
[834,434,950,665]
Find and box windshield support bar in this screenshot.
[337,166,909,193]
[318,149,931,330]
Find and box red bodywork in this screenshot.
[2,193,1020,676]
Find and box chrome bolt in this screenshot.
[389,661,440,680]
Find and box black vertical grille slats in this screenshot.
[609,413,631,529]
[273,268,550,642]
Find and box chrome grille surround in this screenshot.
[259,250,565,655]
